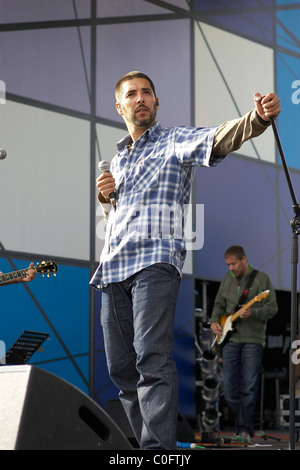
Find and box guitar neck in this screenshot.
[230,296,260,323]
[0,267,33,284]
[0,261,57,284]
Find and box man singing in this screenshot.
[90,71,281,450]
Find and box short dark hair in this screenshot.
[115,71,156,102]
[224,245,247,260]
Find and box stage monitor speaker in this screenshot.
[176,412,195,443]
[107,399,136,440]
[0,365,132,450]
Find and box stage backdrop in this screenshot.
[0,0,299,419]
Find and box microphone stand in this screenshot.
[269,116,300,450]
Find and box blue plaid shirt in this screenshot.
[90,121,225,289]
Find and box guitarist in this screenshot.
[210,245,277,443]
[0,262,36,286]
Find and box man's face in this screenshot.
[117,78,158,130]
[225,255,248,278]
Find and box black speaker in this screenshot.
[176,412,195,443]
[106,399,136,440]
[0,365,132,450]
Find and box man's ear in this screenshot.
[116,103,123,115]
[155,98,159,109]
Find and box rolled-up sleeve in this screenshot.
[212,109,270,158]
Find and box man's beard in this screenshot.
[133,108,156,127]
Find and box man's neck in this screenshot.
[128,120,157,142]
[244,264,250,276]
[236,264,250,282]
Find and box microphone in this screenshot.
[0,149,7,160]
[98,160,116,206]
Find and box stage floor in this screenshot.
[191,429,300,450]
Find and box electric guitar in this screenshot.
[213,290,270,347]
[0,260,58,284]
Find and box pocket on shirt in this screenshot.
[132,157,164,192]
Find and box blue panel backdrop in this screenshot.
[0,27,91,113]
[93,288,119,407]
[0,258,90,395]
[96,0,169,17]
[173,278,195,417]
[194,0,274,46]
[195,154,300,291]
[276,46,300,169]
[0,0,90,23]
[96,20,191,127]
[276,1,300,169]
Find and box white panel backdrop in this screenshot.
[0,100,90,259]
[195,22,275,162]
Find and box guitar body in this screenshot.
[213,290,270,348]
[216,315,235,346]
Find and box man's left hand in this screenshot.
[22,262,36,283]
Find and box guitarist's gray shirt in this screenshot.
[210,265,278,346]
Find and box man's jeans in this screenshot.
[222,342,263,436]
[101,263,181,450]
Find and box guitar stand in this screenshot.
[269,116,300,451]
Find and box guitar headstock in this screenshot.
[35,260,58,277]
[256,290,270,302]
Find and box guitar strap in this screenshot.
[236,269,258,310]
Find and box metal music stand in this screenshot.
[269,116,300,451]
[4,330,49,365]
